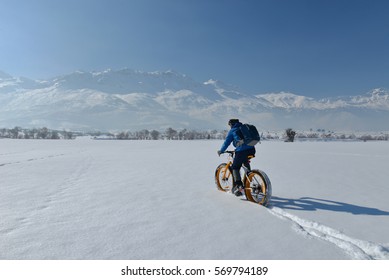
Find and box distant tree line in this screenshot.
[262,128,389,142]
[95,128,228,140]
[288,128,389,141]
[0,127,74,139]
[2,126,388,141]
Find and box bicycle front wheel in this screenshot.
[244,169,272,206]
[214,163,233,192]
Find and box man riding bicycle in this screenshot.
[218,119,256,196]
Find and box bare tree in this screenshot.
[10,126,21,139]
[165,127,177,140]
[37,127,49,139]
[285,128,296,142]
[117,131,130,140]
[150,130,160,140]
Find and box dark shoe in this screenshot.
[232,185,243,197]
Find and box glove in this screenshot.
[217,150,222,156]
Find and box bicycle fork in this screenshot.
[222,162,232,182]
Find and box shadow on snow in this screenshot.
[269,196,389,216]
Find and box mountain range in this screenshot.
[1,69,388,131]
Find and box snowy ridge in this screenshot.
[348,88,389,109]
[256,92,349,110]
[1,69,389,130]
[268,206,389,260]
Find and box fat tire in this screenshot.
[244,169,272,206]
[214,163,233,192]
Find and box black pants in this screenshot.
[232,148,256,171]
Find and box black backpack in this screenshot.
[236,124,260,146]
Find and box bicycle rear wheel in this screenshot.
[214,163,233,192]
[244,169,272,206]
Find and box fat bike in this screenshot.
[215,151,272,206]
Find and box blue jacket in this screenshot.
[220,122,253,153]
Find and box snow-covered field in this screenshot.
[1,138,388,260]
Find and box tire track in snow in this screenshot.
[267,206,389,260]
[0,150,92,236]
[37,149,93,211]
[0,153,66,167]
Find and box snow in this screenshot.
[1,139,388,260]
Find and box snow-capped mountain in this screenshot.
[1,69,389,131]
[0,71,48,93]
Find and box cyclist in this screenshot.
[217,119,256,196]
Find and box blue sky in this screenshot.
[1,0,388,98]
